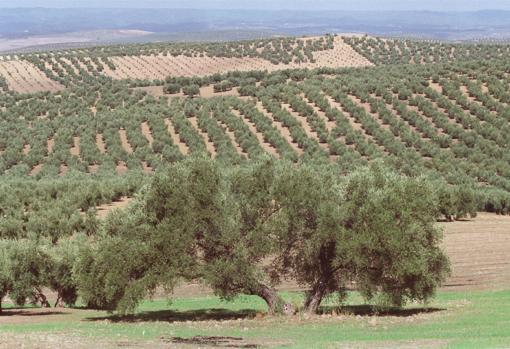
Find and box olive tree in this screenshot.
[0,241,12,314]
[269,164,450,314]
[75,158,450,316]
[76,157,292,314]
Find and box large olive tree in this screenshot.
[76,158,449,315]
[269,163,450,313]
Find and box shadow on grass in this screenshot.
[166,336,260,348]
[0,309,67,317]
[86,308,258,323]
[319,304,445,317]
[86,304,445,323]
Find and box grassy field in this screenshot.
[1,289,510,348]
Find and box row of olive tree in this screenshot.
[75,157,450,315]
[0,236,84,313]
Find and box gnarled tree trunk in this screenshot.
[35,288,50,308]
[250,283,293,315]
[303,244,336,314]
[304,281,328,315]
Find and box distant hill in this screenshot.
[1,8,510,52]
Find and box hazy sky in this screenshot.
[3,0,510,11]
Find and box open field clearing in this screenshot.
[440,213,510,291]
[0,290,508,348]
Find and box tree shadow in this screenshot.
[0,309,67,317]
[165,336,260,348]
[319,304,445,317]
[86,308,258,323]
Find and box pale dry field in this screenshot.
[105,36,373,80]
[440,212,510,291]
[0,60,64,93]
[0,36,372,94]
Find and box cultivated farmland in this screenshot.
[1,32,510,349]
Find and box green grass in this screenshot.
[1,290,510,348]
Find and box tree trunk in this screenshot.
[35,288,50,308]
[250,283,293,315]
[304,280,328,315]
[303,244,337,315]
[54,295,63,308]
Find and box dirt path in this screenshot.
[47,138,55,154]
[229,108,280,158]
[254,100,303,156]
[188,116,217,158]
[116,161,128,175]
[70,136,80,157]
[94,196,133,219]
[95,133,106,154]
[164,119,190,155]
[118,129,134,154]
[141,122,154,147]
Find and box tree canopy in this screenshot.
[75,157,450,314]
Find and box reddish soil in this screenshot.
[95,134,106,154]
[229,108,280,158]
[440,213,510,291]
[95,196,133,219]
[70,136,80,157]
[118,129,134,154]
[116,161,128,175]
[22,144,31,156]
[141,122,154,147]
[58,164,68,177]
[254,100,303,156]
[105,36,372,81]
[29,164,43,176]
[164,119,190,155]
[142,161,153,174]
[0,60,64,94]
[188,116,217,158]
[47,138,55,154]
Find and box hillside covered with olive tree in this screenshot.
[1,31,510,348]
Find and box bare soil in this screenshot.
[229,108,280,158]
[188,116,217,158]
[105,36,372,81]
[119,129,134,154]
[254,100,303,156]
[141,122,154,147]
[95,196,133,219]
[440,212,510,291]
[0,60,64,93]
[164,118,190,155]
